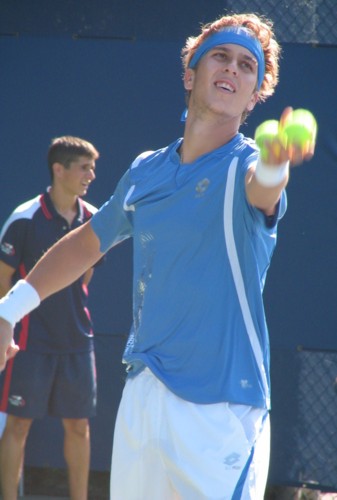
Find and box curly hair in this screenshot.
[181,13,281,104]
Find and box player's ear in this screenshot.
[246,91,258,112]
[184,69,194,91]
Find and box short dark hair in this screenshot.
[47,136,99,179]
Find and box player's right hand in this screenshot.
[0,317,19,371]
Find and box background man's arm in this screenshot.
[0,261,15,298]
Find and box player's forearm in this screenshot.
[0,221,103,329]
[245,164,288,215]
[27,221,103,301]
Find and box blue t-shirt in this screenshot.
[91,133,287,408]
[0,189,97,353]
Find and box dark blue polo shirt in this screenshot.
[0,189,97,353]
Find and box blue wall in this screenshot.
[1,4,337,489]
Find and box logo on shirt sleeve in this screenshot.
[0,242,15,256]
[9,395,26,407]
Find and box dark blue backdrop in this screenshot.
[1,1,337,490]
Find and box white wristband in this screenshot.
[254,157,289,187]
[0,280,40,327]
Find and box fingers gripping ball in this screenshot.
[254,120,280,161]
[279,109,317,150]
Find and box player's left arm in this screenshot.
[245,139,289,216]
[246,107,316,215]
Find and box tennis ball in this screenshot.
[280,109,317,149]
[254,119,280,161]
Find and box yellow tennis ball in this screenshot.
[280,109,317,148]
[254,119,280,161]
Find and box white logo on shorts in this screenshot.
[223,452,241,468]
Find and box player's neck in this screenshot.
[181,114,239,164]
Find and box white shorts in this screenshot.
[110,368,270,500]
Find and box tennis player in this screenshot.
[0,12,315,499]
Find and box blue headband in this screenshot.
[188,27,265,90]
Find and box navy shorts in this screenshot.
[0,350,97,419]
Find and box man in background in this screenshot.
[0,136,99,500]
